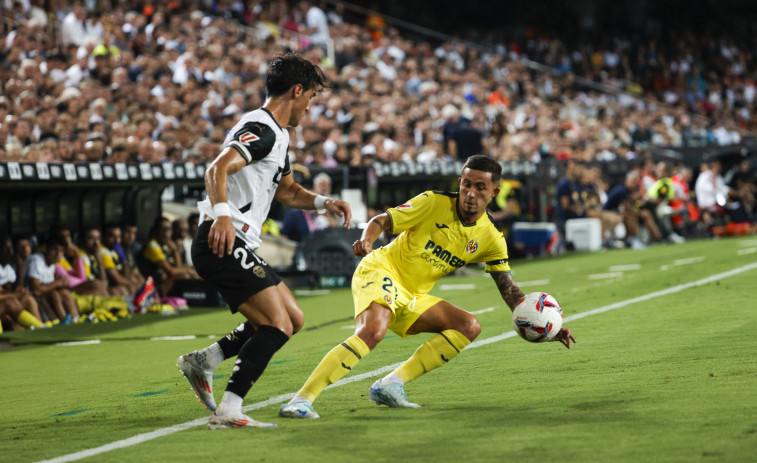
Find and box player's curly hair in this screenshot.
[463,154,502,183]
[265,52,330,97]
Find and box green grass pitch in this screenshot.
[2,237,757,463]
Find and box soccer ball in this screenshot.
[512,292,563,342]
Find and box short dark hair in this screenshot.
[265,52,329,97]
[463,155,502,184]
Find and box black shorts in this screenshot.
[191,221,281,313]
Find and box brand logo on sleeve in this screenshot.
[239,132,260,145]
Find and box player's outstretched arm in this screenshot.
[491,271,576,349]
[490,271,526,312]
[275,174,352,227]
[353,213,390,257]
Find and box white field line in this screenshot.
[588,272,623,280]
[662,255,707,271]
[517,279,551,287]
[739,239,757,246]
[150,336,196,341]
[673,256,705,266]
[470,306,496,315]
[53,340,101,347]
[737,247,757,256]
[608,264,641,272]
[294,289,331,296]
[36,261,757,463]
[439,283,477,291]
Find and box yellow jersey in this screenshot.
[362,191,510,296]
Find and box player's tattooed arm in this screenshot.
[490,271,526,312]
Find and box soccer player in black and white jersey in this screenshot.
[177,52,352,429]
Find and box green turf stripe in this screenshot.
[50,409,89,417]
[133,390,168,397]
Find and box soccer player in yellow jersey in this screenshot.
[280,155,576,419]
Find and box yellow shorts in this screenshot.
[351,260,442,338]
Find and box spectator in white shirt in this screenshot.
[299,1,330,52]
[27,235,80,324]
[61,4,87,46]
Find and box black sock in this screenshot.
[217,321,256,359]
[225,325,289,399]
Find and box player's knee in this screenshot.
[459,315,481,342]
[356,329,384,350]
[268,317,294,338]
[290,306,304,333]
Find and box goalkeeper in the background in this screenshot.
[280,155,575,419]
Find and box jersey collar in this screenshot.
[260,108,284,132]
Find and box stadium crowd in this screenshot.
[1,0,753,166]
[1,1,757,331]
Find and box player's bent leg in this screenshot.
[177,321,256,411]
[280,303,390,419]
[211,288,290,428]
[371,301,476,408]
[275,282,305,333]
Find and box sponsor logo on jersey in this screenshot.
[239,132,260,145]
[466,240,479,254]
[435,223,449,229]
[396,202,412,210]
[423,239,467,268]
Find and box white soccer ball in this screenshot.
[512,292,563,342]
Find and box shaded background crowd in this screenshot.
[2,0,757,166]
[2,0,757,331]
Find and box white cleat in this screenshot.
[177,352,217,411]
[368,379,420,408]
[207,412,277,430]
[279,401,320,419]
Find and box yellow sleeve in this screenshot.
[143,240,166,263]
[58,257,72,271]
[483,235,511,273]
[101,246,116,269]
[386,191,435,234]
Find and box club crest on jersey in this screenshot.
[396,202,412,210]
[466,240,479,254]
[241,224,249,233]
[383,294,393,306]
[253,266,266,278]
[239,132,260,145]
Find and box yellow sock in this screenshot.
[17,310,42,329]
[297,335,370,403]
[394,329,471,384]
